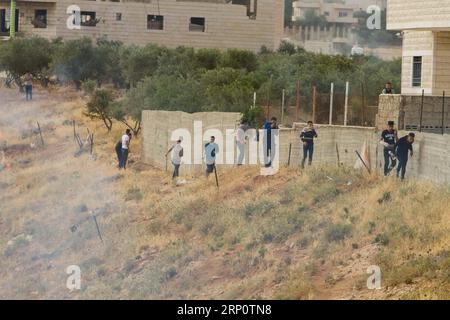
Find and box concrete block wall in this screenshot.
[142,110,450,184]
[141,110,241,174]
[377,94,450,134]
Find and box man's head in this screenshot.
[387,121,395,130]
[125,129,131,135]
[307,120,314,128]
[385,82,392,90]
[407,132,415,143]
[210,136,215,143]
[176,139,181,144]
[270,117,277,125]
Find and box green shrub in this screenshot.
[325,223,352,242]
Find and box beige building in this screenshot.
[0,0,284,52]
[288,0,358,54]
[387,0,450,95]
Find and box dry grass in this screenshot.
[0,87,450,300]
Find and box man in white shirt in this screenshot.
[236,121,250,166]
[165,139,183,179]
[205,136,219,177]
[119,129,131,169]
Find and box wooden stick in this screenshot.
[90,133,94,155]
[92,215,104,244]
[37,121,44,146]
[335,142,340,167]
[213,164,219,188]
[75,133,83,149]
[355,150,371,174]
[73,120,76,141]
[287,143,292,167]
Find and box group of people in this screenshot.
[162,117,319,180]
[117,115,415,181]
[381,121,415,180]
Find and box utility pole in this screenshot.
[329,82,334,125]
[344,81,349,126]
[9,0,16,38]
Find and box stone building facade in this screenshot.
[387,0,450,95]
[0,0,284,52]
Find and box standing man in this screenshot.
[236,121,250,166]
[262,117,278,168]
[205,136,219,177]
[300,121,318,168]
[166,139,183,179]
[381,121,398,176]
[381,82,395,95]
[395,132,415,180]
[119,129,131,169]
[24,72,33,101]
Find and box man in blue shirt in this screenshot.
[262,117,278,168]
[205,136,219,177]
[395,132,415,180]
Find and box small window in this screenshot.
[33,9,47,28]
[80,11,97,27]
[338,11,348,17]
[147,15,163,30]
[412,56,422,87]
[189,17,205,32]
[116,13,122,21]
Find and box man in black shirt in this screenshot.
[395,132,415,180]
[300,121,318,169]
[380,121,398,176]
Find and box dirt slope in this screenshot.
[1,87,449,300]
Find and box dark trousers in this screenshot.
[119,148,129,169]
[383,149,396,176]
[206,164,214,176]
[172,164,180,178]
[302,143,314,167]
[25,85,33,101]
[396,154,408,180]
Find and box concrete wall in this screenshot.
[0,0,284,52]
[141,110,241,173]
[142,110,450,184]
[377,94,450,134]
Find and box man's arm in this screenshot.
[409,144,413,156]
[165,146,174,157]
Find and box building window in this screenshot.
[338,11,348,17]
[116,13,122,21]
[412,56,422,87]
[80,11,98,27]
[33,9,47,28]
[189,17,205,32]
[147,15,164,30]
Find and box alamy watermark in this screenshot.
[367,265,382,290]
[168,121,280,175]
[66,265,81,291]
